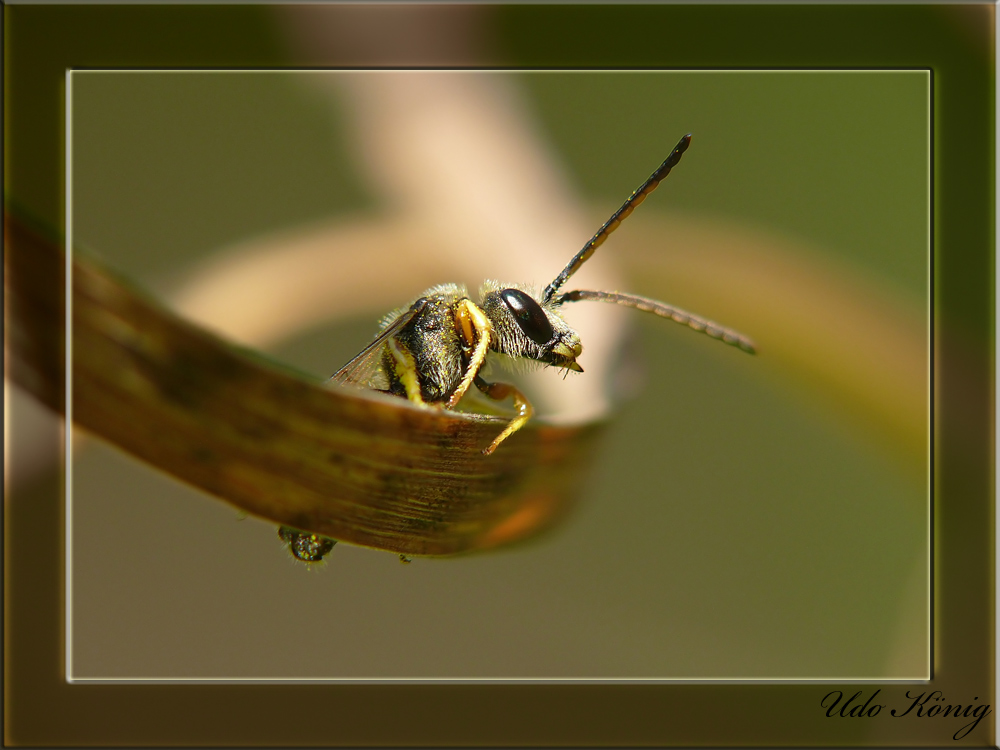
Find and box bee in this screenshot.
[331,134,756,457]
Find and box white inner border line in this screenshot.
[62,69,934,684]
[65,69,75,682]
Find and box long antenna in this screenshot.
[556,289,757,355]
[542,133,692,303]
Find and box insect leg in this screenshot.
[387,338,426,404]
[447,300,493,409]
[474,374,534,456]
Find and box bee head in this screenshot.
[480,282,583,372]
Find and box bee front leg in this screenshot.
[474,374,534,456]
[447,300,493,409]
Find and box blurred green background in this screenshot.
[68,68,928,679]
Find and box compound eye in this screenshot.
[499,288,554,346]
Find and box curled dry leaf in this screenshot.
[6,212,605,556]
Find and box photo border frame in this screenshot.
[5,3,993,746]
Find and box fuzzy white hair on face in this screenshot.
[475,279,584,377]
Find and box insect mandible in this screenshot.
[331,134,756,456]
